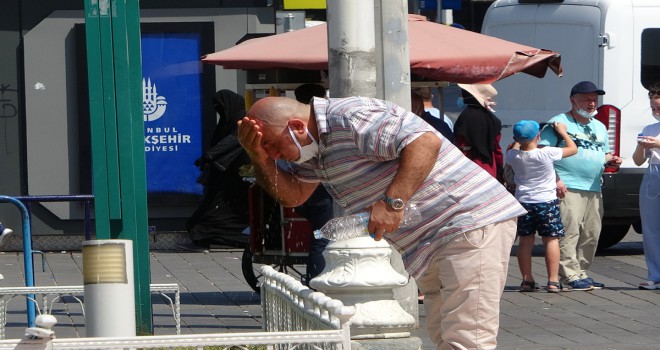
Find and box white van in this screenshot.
[482,0,660,249]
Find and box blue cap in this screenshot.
[570,81,605,97]
[513,120,540,142]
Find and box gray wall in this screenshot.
[0,1,274,237]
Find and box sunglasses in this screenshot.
[648,90,660,97]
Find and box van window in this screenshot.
[641,29,660,89]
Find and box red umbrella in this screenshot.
[202,14,562,84]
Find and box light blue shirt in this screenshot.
[539,113,610,192]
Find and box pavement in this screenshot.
[0,228,659,349]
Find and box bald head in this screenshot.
[248,97,310,128]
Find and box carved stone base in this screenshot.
[310,236,416,338]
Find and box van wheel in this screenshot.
[596,224,631,253]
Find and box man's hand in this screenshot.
[556,179,567,198]
[605,154,623,169]
[368,200,404,241]
[639,136,659,149]
[237,117,269,163]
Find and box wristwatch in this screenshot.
[382,194,405,210]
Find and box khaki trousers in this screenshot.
[558,190,603,283]
[417,218,517,350]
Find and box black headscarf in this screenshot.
[453,89,502,164]
[186,90,251,248]
[209,90,246,147]
[195,90,248,178]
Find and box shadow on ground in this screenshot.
[510,239,643,257]
[180,291,261,306]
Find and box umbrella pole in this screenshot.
[245,89,255,109]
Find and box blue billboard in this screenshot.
[140,23,215,202]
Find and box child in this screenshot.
[505,120,577,292]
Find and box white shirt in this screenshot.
[505,147,563,203]
[641,122,660,165]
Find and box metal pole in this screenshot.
[436,0,443,23]
[0,196,36,327]
[84,0,152,334]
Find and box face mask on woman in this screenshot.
[456,97,466,109]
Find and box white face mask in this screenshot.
[653,113,660,123]
[288,126,319,164]
[576,108,597,119]
[572,98,598,119]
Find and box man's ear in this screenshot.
[287,119,306,133]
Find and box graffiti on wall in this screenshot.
[0,83,18,119]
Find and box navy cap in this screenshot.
[570,81,605,97]
[513,120,540,142]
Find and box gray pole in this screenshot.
[436,0,443,23]
[327,0,377,98]
[375,0,411,109]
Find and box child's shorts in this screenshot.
[516,199,565,238]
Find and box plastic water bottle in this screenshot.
[313,203,422,241]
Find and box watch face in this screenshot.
[392,198,405,210]
[382,195,405,210]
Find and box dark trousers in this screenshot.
[294,185,334,281]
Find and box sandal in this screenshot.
[520,280,541,292]
[639,281,660,290]
[547,281,572,293]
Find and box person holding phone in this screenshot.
[633,84,660,290]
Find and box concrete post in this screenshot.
[327,0,378,98]
[323,2,419,343]
[375,0,412,109]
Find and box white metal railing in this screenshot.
[0,330,349,349]
[260,265,355,349]
[0,266,354,349]
[0,283,180,339]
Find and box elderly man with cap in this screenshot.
[539,81,622,291]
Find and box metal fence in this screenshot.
[0,266,354,349]
[0,284,180,340]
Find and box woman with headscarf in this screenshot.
[185,90,251,249]
[453,84,504,182]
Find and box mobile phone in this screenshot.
[637,136,646,142]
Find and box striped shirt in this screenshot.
[290,97,526,279]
